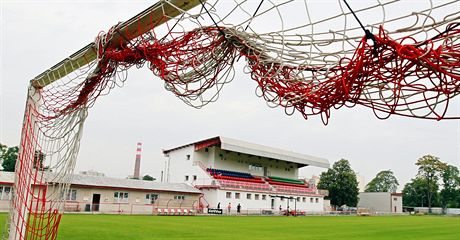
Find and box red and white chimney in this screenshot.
[133,142,142,179]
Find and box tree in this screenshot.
[142,175,155,181]
[1,145,19,172]
[415,155,447,212]
[402,177,434,207]
[317,159,359,208]
[365,170,399,193]
[440,165,460,209]
[33,150,49,171]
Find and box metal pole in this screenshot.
[31,0,204,89]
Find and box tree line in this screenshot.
[317,155,459,210]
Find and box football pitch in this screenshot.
[1,214,459,239]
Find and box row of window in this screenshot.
[61,189,181,203]
[225,192,320,203]
[226,192,268,200]
[0,186,11,200]
[185,175,197,181]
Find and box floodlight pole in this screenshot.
[30,0,204,89]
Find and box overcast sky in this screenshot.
[1,1,459,190]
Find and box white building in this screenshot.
[162,136,330,214]
[358,192,403,213]
[0,171,201,214]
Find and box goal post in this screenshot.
[6,0,460,239]
[8,1,204,240]
[31,0,203,89]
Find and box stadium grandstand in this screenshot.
[162,136,330,214]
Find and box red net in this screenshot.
[48,23,460,124]
[7,1,460,239]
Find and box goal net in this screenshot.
[5,0,460,239]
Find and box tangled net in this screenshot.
[7,0,460,239]
[35,0,460,125]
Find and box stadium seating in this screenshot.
[267,176,305,185]
[205,169,317,194]
[207,168,254,179]
[206,168,271,191]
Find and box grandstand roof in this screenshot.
[163,136,329,168]
[0,171,201,194]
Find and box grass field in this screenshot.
[1,213,459,239]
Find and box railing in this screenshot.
[272,185,317,194]
[192,160,208,172]
[218,179,271,191]
[192,178,220,188]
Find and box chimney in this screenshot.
[133,142,142,179]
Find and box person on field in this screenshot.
[217,202,221,210]
[237,203,241,215]
[227,203,231,214]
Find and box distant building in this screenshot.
[0,172,13,212]
[163,136,330,214]
[358,192,403,213]
[308,175,320,188]
[356,174,366,192]
[0,171,200,214]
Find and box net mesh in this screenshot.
[6,0,460,239]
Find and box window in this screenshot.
[185,175,189,181]
[302,197,306,203]
[262,195,267,200]
[114,192,129,202]
[247,193,252,200]
[174,195,185,200]
[226,192,232,199]
[186,155,190,160]
[62,189,77,201]
[193,175,197,181]
[255,194,260,200]
[249,164,263,172]
[315,198,319,203]
[297,197,301,202]
[310,198,314,203]
[145,193,158,204]
[281,197,285,202]
[393,198,398,201]
[205,148,209,152]
[0,186,12,200]
[235,193,240,199]
[289,198,293,202]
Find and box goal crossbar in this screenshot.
[30,0,203,89]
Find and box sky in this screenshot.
[1,0,459,191]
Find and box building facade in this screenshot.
[358,192,403,213]
[163,136,330,214]
[0,171,201,214]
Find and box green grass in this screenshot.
[1,213,459,239]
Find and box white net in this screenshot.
[7,0,460,239]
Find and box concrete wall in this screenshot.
[49,185,200,214]
[358,192,402,213]
[0,184,12,212]
[202,189,324,214]
[211,147,299,178]
[166,145,301,183]
[165,145,209,184]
